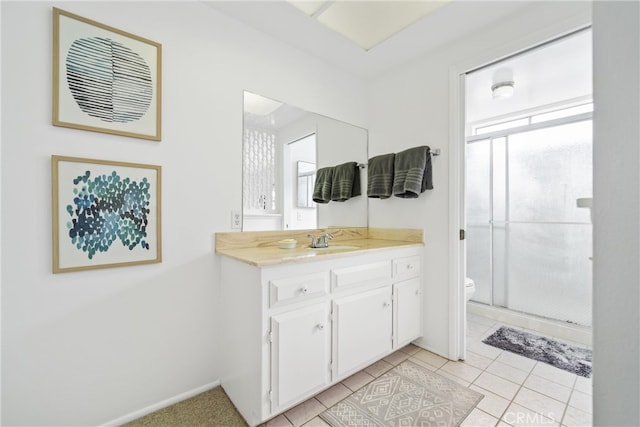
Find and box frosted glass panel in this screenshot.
[505,223,592,326]
[491,224,508,307]
[467,225,491,304]
[508,121,592,223]
[466,138,492,305]
[466,139,490,224]
[492,138,507,222]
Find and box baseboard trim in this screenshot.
[102,380,221,426]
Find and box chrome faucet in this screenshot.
[307,232,334,248]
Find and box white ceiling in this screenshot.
[208,1,592,125]
[204,0,536,79]
[466,29,592,124]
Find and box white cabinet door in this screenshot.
[393,277,422,348]
[270,304,331,412]
[333,287,392,379]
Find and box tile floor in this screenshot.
[261,312,593,427]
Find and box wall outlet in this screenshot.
[231,211,241,229]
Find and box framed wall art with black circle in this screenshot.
[52,8,162,141]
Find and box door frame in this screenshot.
[446,17,591,361]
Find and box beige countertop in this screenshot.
[215,228,424,267]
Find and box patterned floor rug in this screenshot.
[483,326,592,377]
[320,360,483,427]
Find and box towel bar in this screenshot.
[358,147,440,169]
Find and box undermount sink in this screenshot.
[306,245,360,251]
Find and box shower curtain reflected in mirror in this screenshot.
[466,120,593,326]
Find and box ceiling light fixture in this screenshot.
[491,81,515,99]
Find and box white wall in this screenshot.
[592,2,640,425]
[366,1,591,356]
[0,2,366,426]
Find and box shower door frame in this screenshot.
[465,112,593,310]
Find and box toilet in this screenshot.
[465,277,476,301]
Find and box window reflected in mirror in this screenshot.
[297,160,316,209]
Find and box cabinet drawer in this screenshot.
[393,256,421,281]
[331,261,391,292]
[269,273,328,308]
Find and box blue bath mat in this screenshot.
[483,326,592,377]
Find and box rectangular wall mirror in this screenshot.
[242,91,368,231]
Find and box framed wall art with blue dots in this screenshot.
[52,8,162,141]
[52,155,162,273]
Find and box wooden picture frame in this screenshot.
[53,8,162,141]
[52,155,162,273]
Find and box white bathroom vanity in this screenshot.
[215,228,423,426]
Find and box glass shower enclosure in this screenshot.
[466,117,593,327]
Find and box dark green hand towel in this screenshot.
[393,146,433,198]
[331,162,361,202]
[367,153,395,198]
[313,167,334,204]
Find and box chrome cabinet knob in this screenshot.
[300,286,309,294]
[317,324,325,331]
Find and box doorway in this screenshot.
[450,27,593,359]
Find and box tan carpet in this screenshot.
[123,387,247,427]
